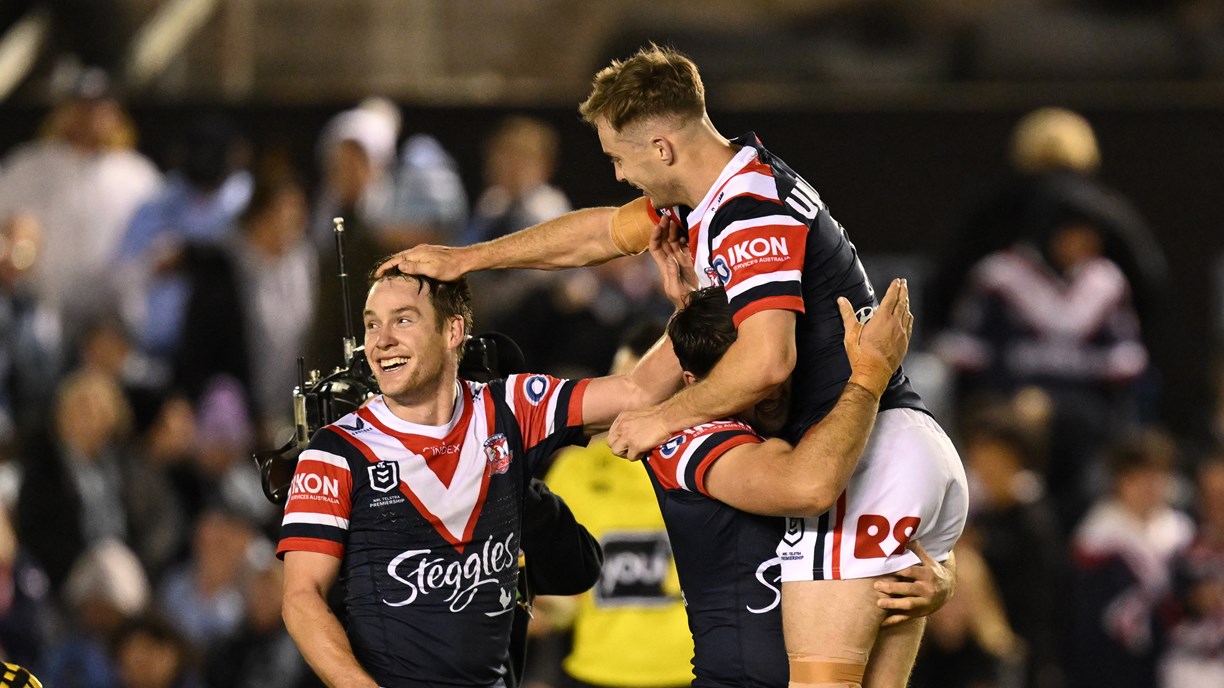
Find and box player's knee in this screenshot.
[788,649,868,688]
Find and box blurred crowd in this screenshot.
[0,74,1220,688]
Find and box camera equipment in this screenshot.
[254,218,376,504]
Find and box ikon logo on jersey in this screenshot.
[595,533,673,607]
[483,434,511,475]
[722,236,790,269]
[368,461,400,493]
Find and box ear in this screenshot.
[447,315,466,351]
[652,136,675,165]
[682,370,698,387]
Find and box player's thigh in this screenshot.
[782,578,884,687]
[862,617,925,688]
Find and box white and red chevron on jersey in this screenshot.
[276,373,589,686]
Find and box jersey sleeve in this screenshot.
[646,422,762,498]
[277,440,354,560]
[501,373,591,472]
[706,195,809,327]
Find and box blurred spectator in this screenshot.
[464,116,569,245]
[0,502,52,669]
[203,555,310,688]
[936,218,1148,528]
[910,542,1023,688]
[16,369,174,591]
[961,406,1065,688]
[382,133,468,247]
[538,322,693,688]
[39,539,149,688]
[309,98,466,361]
[0,70,161,318]
[1068,430,1195,688]
[310,97,400,249]
[929,107,1165,334]
[0,213,64,455]
[174,378,273,526]
[113,615,203,688]
[1161,454,1224,687]
[172,173,315,441]
[156,507,256,651]
[464,116,571,333]
[78,316,173,429]
[229,175,317,438]
[115,115,252,359]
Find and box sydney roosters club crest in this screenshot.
[483,434,511,475]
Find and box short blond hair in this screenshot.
[579,44,706,131]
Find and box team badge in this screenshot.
[368,460,400,493]
[484,434,512,475]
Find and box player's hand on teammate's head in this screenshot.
[874,540,955,626]
[838,278,912,399]
[647,216,697,309]
[376,244,469,281]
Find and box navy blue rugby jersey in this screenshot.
[644,419,788,688]
[278,374,589,688]
[647,133,926,441]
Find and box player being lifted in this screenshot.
[381,44,967,687]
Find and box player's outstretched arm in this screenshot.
[698,279,913,516]
[608,307,798,460]
[283,551,380,688]
[580,333,684,434]
[377,198,672,280]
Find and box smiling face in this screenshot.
[363,276,465,406]
[596,118,686,208]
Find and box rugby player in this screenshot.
[278,267,682,687]
[648,281,963,687]
[379,44,966,687]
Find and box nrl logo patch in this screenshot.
[782,517,805,547]
[368,460,400,493]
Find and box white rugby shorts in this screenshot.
[777,407,968,582]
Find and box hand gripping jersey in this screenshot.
[277,374,589,688]
[647,133,926,441]
[644,419,788,688]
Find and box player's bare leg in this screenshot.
[783,574,929,688]
[862,616,925,688]
[783,578,882,688]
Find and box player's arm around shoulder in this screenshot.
[704,279,913,518]
[283,551,379,687]
[702,437,834,516]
